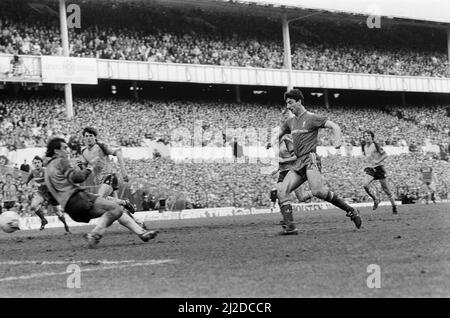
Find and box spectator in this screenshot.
[19,159,30,173]
[142,193,156,211]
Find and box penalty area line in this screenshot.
[0,259,176,282]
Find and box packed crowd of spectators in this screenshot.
[0,0,449,77]
[313,105,450,149]
[390,105,450,140]
[1,97,449,152]
[95,152,450,210]
[0,161,32,215]
[2,145,449,214]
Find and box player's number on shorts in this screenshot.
[366,264,381,289]
[66,264,81,288]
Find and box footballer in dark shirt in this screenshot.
[276,89,362,234]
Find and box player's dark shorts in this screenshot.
[291,152,322,179]
[270,189,278,202]
[36,185,59,206]
[103,173,119,190]
[65,190,98,223]
[364,165,386,180]
[425,181,431,186]
[43,191,59,207]
[3,201,16,210]
[277,170,289,184]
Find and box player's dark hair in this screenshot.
[363,130,375,140]
[32,155,43,162]
[46,138,66,158]
[82,127,98,137]
[284,89,304,103]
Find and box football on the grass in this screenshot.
[0,211,21,233]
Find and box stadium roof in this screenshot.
[123,0,450,28]
[223,0,450,25]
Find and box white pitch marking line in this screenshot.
[0,260,139,265]
[0,259,175,282]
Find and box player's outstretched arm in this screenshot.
[279,153,297,164]
[114,149,129,182]
[278,120,291,144]
[25,173,33,185]
[324,120,342,149]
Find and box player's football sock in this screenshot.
[34,209,48,230]
[388,196,396,209]
[277,201,286,227]
[34,208,46,222]
[121,200,135,214]
[279,208,297,233]
[91,211,118,237]
[431,192,436,203]
[39,219,48,231]
[141,221,149,231]
[58,215,70,233]
[323,191,353,213]
[279,204,296,230]
[373,198,380,210]
[117,212,145,235]
[392,206,398,215]
[280,204,293,221]
[124,210,147,229]
[363,186,377,201]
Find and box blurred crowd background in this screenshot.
[0,0,449,77]
[1,97,449,149]
[1,96,449,215]
[1,0,449,216]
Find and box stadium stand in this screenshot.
[0,0,449,77]
[1,97,449,150]
[0,0,449,214]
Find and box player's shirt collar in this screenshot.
[296,109,307,119]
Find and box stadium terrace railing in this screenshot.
[1,54,450,93]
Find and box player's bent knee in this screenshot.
[109,205,123,219]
